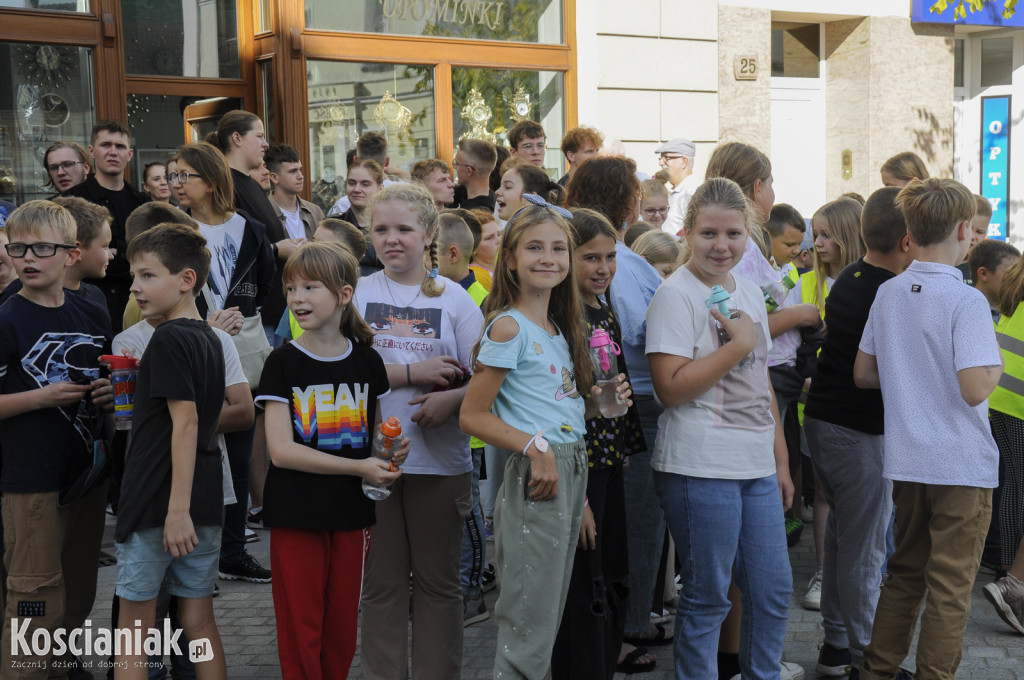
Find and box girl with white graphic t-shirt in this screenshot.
[353,183,484,679]
[646,178,794,680]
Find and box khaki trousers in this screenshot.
[2,483,108,679]
[860,482,991,680]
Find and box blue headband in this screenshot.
[507,193,573,230]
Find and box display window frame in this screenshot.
[258,0,578,188]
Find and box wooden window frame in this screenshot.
[0,0,257,139]
[261,0,578,185]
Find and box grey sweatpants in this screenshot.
[805,417,892,668]
[492,440,588,680]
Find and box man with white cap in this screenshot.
[655,138,698,235]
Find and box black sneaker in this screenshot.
[895,668,914,680]
[481,564,497,593]
[218,552,272,583]
[247,508,263,528]
[816,642,851,677]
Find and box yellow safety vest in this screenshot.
[288,310,304,341]
[989,305,1024,420]
[799,270,829,319]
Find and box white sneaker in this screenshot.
[729,662,806,680]
[782,661,806,680]
[803,571,822,610]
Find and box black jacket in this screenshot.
[195,210,275,320]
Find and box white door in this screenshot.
[771,85,825,219]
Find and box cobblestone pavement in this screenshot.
[77,514,1022,678]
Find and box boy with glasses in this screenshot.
[0,201,113,677]
[655,138,698,236]
[41,141,91,195]
[508,119,547,168]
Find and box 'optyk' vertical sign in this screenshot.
[981,95,1010,241]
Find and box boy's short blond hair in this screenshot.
[316,218,367,261]
[895,178,976,247]
[5,200,77,245]
[52,196,112,247]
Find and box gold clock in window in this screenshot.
[41,94,70,128]
[507,86,533,123]
[373,91,412,138]
[460,89,496,143]
[17,45,79,88]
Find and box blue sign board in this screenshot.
[981,95,1010,241]
[912,0,1024,27]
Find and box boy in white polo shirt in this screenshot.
[853,178,1003,680]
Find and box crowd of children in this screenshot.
[0,113,1021,680]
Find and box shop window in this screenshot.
[0,0,87,10]
[981,37,1013,87]
[307,60,436,215]
[257,0,272,33]
[305,0,563,44]
[260,60,275,144]
[122,0,240,78]
[451,67,565,175]
[0,42,93,204]
[771,23,820,78]
[954,38,964,89]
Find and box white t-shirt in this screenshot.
[860,260,1001,487]
[280,205,305,240]
[645,266,776,479]
[113,320,247,504]
[353,271,485,475]
[198,213,247,311]
[328,178,399,216]
[664,173,700,235]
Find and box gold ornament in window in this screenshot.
[373,91,412,138]
[460,89,496,143]
[507,86,533,123]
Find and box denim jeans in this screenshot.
[623,396,666,634]
[654,472,791,680]
[460,447,488,597]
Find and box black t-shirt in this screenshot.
[804,258,895,435]
[448,185,496,212]
[957,261,973,286]
[582,302,646,468]
[0,294,111,492]
[255,341,390,531]
[0,281,111,334]
[115,319,226,542]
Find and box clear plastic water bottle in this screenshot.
[762,275,797,313]
[589,328,628,418]
[707,285,754,368]
[362,416,403,501]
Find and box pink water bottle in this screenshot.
[589,329,628,418]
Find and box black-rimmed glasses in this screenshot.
[5,242,75,258]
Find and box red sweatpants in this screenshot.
[270,526,370,680]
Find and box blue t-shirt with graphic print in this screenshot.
[476,308,585,445]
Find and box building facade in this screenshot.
[0,0,1020,243]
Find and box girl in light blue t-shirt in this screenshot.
[461,200,630,679]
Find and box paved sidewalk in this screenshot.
[77,514,1022,678]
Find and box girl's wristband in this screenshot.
[406,363,411,387]
[523,430,548,456]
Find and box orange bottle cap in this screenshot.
[380,416,402,437]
